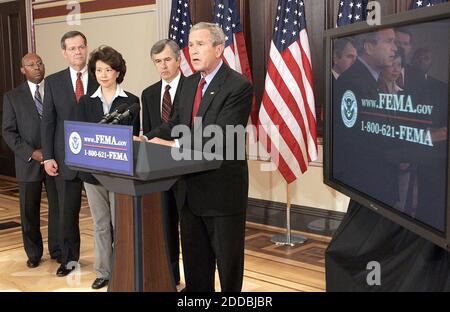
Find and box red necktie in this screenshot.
[75,72,84,103]
[191,78,206,124]
[161,84,172,123]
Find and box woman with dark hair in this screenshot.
[379,50,405,94]
[75,45,140,289]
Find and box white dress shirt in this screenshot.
[27,79,45,100]
[69,66,88,94]
[90,84,128,114]
[27,80,44,162]
[160,72,181,118]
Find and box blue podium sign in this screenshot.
[64,121,133,176]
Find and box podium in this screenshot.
[70,141,221,292]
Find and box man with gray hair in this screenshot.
[42,30,98,277]
[146,22,253,292]
[140,39,183,285]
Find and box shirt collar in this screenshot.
[201,60,223,86]
[90,84,128,101]
[69,65,88,77]
[394,84,404,92]
[27,79,44,92]
[358,57,380,82]
[331,69,339,80]
[162,71,181,91]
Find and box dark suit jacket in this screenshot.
[2,82,45,182]
[335,58,398,206]
[74,91,140,184]
[148,63,253,217]
[337,58,379,102]
[141,75,184,137]
[41,68,98,180]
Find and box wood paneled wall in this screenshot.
[0,0,28,176]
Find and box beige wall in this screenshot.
[249,144,349,213]
[33,3,349,214]
[34,5,160,98]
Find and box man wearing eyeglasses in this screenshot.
[41,31,98,277]
[2,53,60,270]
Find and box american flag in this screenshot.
[337,0,369,26]
[258,0,318,183]
[410,0,448,9]
[169,0,194,76]
[213,0,258,126]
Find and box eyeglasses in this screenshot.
[24,61,44,68]
[66,45,86,52]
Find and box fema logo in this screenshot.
[341,90,358,128]
[69,132,82,155]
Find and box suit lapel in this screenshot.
[181,74,200,125]
[93,96,106,118]
[196,64,228,119]
[174,75,184,101]
[19,82,41,121]
[356,59,377,90]
[167,73,185,125]
[63,68,98,101]
[152,81,162,126]
[62,68,77,104]
[87,74,99,96]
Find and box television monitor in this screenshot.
[324,4,450,250]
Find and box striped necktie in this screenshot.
[161,84,172,123]
[34,84,43,118]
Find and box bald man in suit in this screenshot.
[2,53,60,268]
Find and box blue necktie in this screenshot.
[34,84,43,118]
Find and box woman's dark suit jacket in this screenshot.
[75,90,140,184]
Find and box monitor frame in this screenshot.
[324,3,450,250]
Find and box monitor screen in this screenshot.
[325,5,450,249]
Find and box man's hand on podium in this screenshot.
[133,135,147,142]
[133,135,176,147]
[148,137,176,147]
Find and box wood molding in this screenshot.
[247,197,345,236]
[33,0,156,19]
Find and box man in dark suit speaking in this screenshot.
[41,31,98,277]
[147,23,253,292]
[140,39,184,285]
[2,53,60,269]
[334,28,399,206]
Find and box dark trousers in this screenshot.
[180,205,246,292]
[55,176,82,263]
[18,175,60,261]
[161,189,180,283]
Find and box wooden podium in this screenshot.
[72,141,221,292]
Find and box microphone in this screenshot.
[110,103,140,125]
[98,103,129,124]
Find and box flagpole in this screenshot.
[271,182,308,246]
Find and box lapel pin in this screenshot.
[210,91,215,95]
